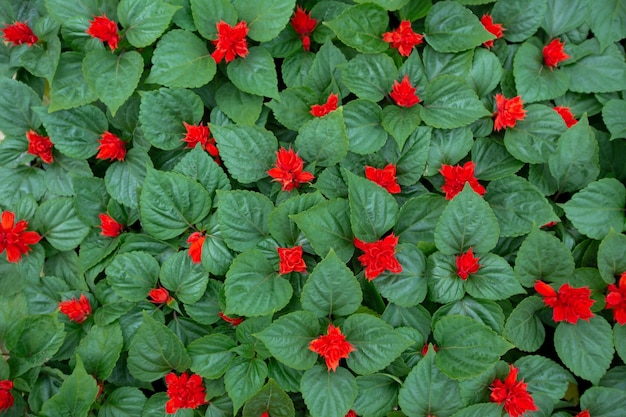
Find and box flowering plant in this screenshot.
[1,0,626,417]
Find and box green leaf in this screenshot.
[83,50,143,116]
[449,403,502,417]
[554,316,614,384]
[514,355,574,402]
[353,374,399,417]
[301,366,358,417]
[427,252,466,304]
[255,311,319,371]
[562,42,626,94]
[373,244,428,307]
[145,29,216,88]
[589,0,626,51]
[49,52,98,111]
[598,230,626,284]
[472,137,523,181]
[35,197,89,251]
[491,0,548,42]
[40,357,98,417]
[581,387,626,417]
[98,387,147,417]
[266,87,318,131]
[9,22,61,82]
[424,1,493,53]
[615,324,626,364]
[513,39,569,103]
[503,296,546,352]
[434,184,500,255]
[211,124,278,184]
[139,168,212,240]
[104,148,153,209]
[173,145,231,198]
[187,334,236,379]
[233,0,295,42]
[227,46,279,99]
[561,178,626,240]
[0,78,41,136]
[340,54,397,102]
[423,46,473,81]
[45,0,115,23]
[215,82,263,125]
[425,126,473,176]
[346,169,399,242]
[395,193,447,244]
[394,126,432,185]
[324,3,388,54]
[74,323,123,380]
[242,379,295,417]
[306,41,347,96]
[269,192,326,246]
[224,250,292,317]
[382,105,422,150]
[353,0,409,10]
[434,315,513,379]
[127,312,191,382]
[301,249,362,318]
[118,0,179,47]
[541,0,590,37]
[602,99,626,141]
[160,252,208,304]
[224,357,268,413]
[420,75,490,129]
[434,297,505,334]
[73,177,108,227]
[464,253,525,300]
[469,48,502,98]
[190,0,237,40]
[106,251,159,302]
[295,108,348,167]
[216,190,273,252]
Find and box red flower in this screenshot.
[1,21,37,46]
[542,221,558,228]
[456,247,481,280]
[165,372,206,414]
[309,324,356,372]
[0,380,13,412]
[149,287,173,304]
[219,312,244,326]
[211,20,249,63]
[310,93,339,117]
[96,132,126,161]
[439,161,486,200]
[267,148,315,192]
[345,411,357,417]
[181,122,219,158]
[353,233,402,281]
[365,164,401,194]
[187,232,205,264]
[389,75,420,108]
[574,411,590,417]
[480,14,505,48]
[291,6,317,51]
[553,106,578,128]
[86,15,119,51]
[26,130,54,164]
[421,344,439,356]
[493,94,526,131]
[543,39,570,69]
[490,364,538,417]
[59,294,92,324]
[606,272,626,325]
[260,412,270,417]
[98,213,123,238]
[534,280,595,324]
[277,246,307,274]
[0,210,41,263]
[382,20,423,57]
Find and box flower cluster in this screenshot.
[534,281,595,324]
[267,148,314,192]
[490,365,538,417]
[165,372,206,414]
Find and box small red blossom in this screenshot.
[309,324,356,372]
[98,213,123,238]
[149,287,173,304]
[439,161,486,200]
[59,294,92,324]
[606,272,626,325]
[187,232,205,264]
[26,130,54,164]
[365,164,401,194]
[0,210,41,263]
[490,364,538,417]
[0,380,14,412]
[542,221,559,228]
[277,246,307,275]
[219,312,244,326]
[291,6,317,51]
[574,411,591,417]
[165,372,206,414]
[382,20,423,57]
[421,344,439,356]
[390,75,420,108]
[1,21,38,46]
[182,122,219,157]
[345,411,357,417]
[543,38,570,69]
[534,280,595,324]
[86,15,119,51]
[493,94,526,131]
[267,148,315,192]
[456,247,481,280]
[480,14,505,48]
[353,233,402,281]
[310,93,339,117]
[553,106,578,128]
[260,412,269,417]
[96,132,126,161]
[212,20,249,63]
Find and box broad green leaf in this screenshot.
[282,51,315,89]
[224,357,268,413]
[45,0,115,23]
[127,312,191,382]
[187,334,236,379]
[173,145,231,198]
[0,78,41,136]
[40,357,98,417]
[139,168,212,240]
[449,403,502,417]
[541,0,590,37]
[295,108,348,167]
[373,244,428,307]
[602,99,626,141]
[72,177,108,227]
[433,297,505,334]
[340,54,397,102]
[420,75,490,129]
[211,124,278,184]
[118,0,179,47]
[215,82,263,125]
[104,148,153,209]
[395,193,447,244]
[106,251,160,302]
[513,39,569,103]
[0,166,45,207]
[425,126,473,176]
[255,311,319,371]
[266,87,317,131]
[324,4,388,54]
[242,379,295,417]
[190,0,237,40]
[561,178,626,240]
[83,50,143,115]
[160,252,208,304]
[74,323,123,380]
[268,192,326,246]
[146,29,216,88]
[615,324,626,364]
[554,316,614,384]
[227,46,279,99]
[394,126,432,185]
[427,252,466,304]
[434,184,500,255]
[581,387,626,417]
[464,253,525,300]
[9,19,60,82]
[216,190,273,252]
[514,355,574,402]
[43,155,92,197]
[562,42,626,94]
[504,296,546,352]
[600,367,626,391]
[301,249,362,318]
[598,230,626,284]
[353,0,409,10]
[424,1,493,52]
[353,374,399,417]
[233,0,295,42]
[35,197,89,251]
[98,387,147,417]
[306,41,347,95]
[49,52,98,111]
[469,47,502,98]
[434,315,513,379]
[423,46,473,82]
[200,218,234,276]
[472,137,523,181]
[301,366,358,417]
[382,105,422,150]
[589,0,626,51]
[491,0,548,42]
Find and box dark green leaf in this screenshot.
[382,105,422,150]
[602,99,626,141]
[74,323,123,380]
[514,355,574,402]
[295,108,348,167]
[424,1,493,52]
[268,192,326,246]
[504,296,546,352]
[104,148,153,209]
[598,230,626,284]
[434,297,505,334]
[427,252,466,304]
[541,0,590,37]
[580,387,626,417]
[353,374,399,417]
[190,0,237,40]
[215,82,263,125]
[40,357,98,417]
[173,145,231,198]
[373,244,427,307]
[98,387,147,417]
[266,87,318,131]
[49,52,97,111]
[35,197,90,251]
[423,47,473,81]
[340,54,397,102]
[301,366,358,417]
[472,137,523,181]
[233,0,296,42]
[0,78,41,136]
[324,4,388,54]
[242,379,295,417]
[425,126,473,176]
[106,251,159,302]
[470,48,502,98]
[395,193,447,244]
[187,334,236,379]
[513,39,569,103]
[224,356,268,413]
[491,0,548,42]
[227,46,279,99]
[160,252,208,304]
[589,0,626,51]
[306,41,347,95]
[562,42,626,94]
[464,253,525,300]
[118,0,179,47]
[216,190,273,252]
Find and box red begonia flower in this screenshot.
[493,93,526,131]
[291,6,317,51]
[309,324,355,372]
[98,213,123,238]
[553,106,578,128]
[490,364,538,417]
[277,246,307,274]
[1,21,38,46]
[480,14,505,48]
[0,210,41,263]
[211,20,249,63]
[310,93,339,117]
[267,148,315,192]
[390,75,420,108]
[543,38,570,69]
[219,312,244,326]
[86,15,119,51]
[456,247,481,280]
[575,410,591,417]
[96,132,126,161]
[353,233,402,281]
[59,294,92,324]
[0,380,14,412]
[534,280,595,324]
[187,232,205,264]
[148,287,173,304]
[26,129,54,164]
[439,161,486,200]
[606,272,626,325]
[165,372,206,414]
[365,164,401,194]
[382,20,423,57]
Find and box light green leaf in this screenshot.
[598,230,626,284]
[215,82,263,125]
[373,244,427,307]
[424,1,493,52]
[0,78,41,136]
[49,52,98,111]
[233,0,296,42]
[491,0,548,42]
[160,252,208,304]
[295,108,348,167]
[301,366,358,417]
[35,197,89,251]
[40,357,98,417]
[227,46,279,99]
[216,190,273,252]
[104,148,153,209]
[74,323,123,380]
[118,0,180,47]
[589,0,626,51]
[190,0,237,40]
[106,251,160,302]
[504,296,546,352]
[602,99,626,140]
[187,334,236,379]
[224,357,268,413]
[324,3,388,54]
[340,54,397,102]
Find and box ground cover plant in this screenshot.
[0,0,625,416]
